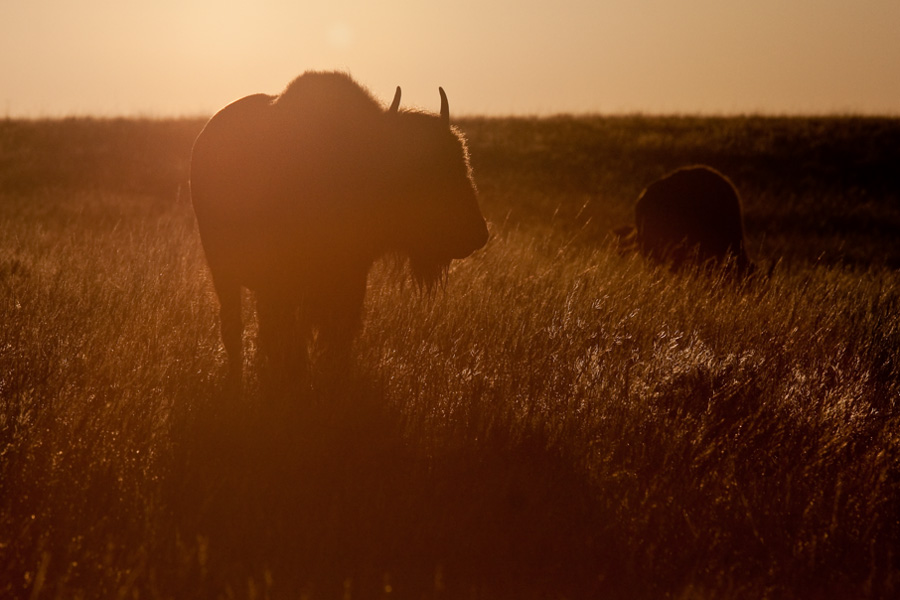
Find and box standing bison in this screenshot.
[190,71,488,384]
[617,165,754,275]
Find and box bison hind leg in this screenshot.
[212,273,244,387]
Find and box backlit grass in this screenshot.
[1,115,898,598]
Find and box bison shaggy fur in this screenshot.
[619,165,754,275]
[190,71,488,384]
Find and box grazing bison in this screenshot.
[190,71,488,383]
[617,165,754,275]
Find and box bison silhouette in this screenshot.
[617,165,754,275]
[191,71,488,384]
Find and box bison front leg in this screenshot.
[314,273,366,387]
[256,290,309,394]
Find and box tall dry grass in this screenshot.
[1,116,898,598]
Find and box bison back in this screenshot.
[635,165,749,269]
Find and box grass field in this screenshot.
[1,115,899,599]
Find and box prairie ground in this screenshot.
[1,115,899,598]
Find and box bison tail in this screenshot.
[612,225,638,256]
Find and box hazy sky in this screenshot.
[2,1,899,117]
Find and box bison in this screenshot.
[190,71,489,385]
[616,165,754,275]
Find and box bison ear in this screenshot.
[389,86,401,113]
[439,87,449,127]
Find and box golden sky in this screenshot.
[2,0,898,116]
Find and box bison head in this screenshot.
[384,88,489,287]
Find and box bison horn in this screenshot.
[439,87,449,126]
[389,86,401,113]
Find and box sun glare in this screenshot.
[326,22,354,49]
[1,2,898,125]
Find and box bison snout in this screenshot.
[450,217,489,259]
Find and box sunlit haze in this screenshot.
[2,0,899,117]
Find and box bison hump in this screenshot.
[273,71,383,120]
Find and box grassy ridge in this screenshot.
[463,115,900,268]
[1,116,899,598]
